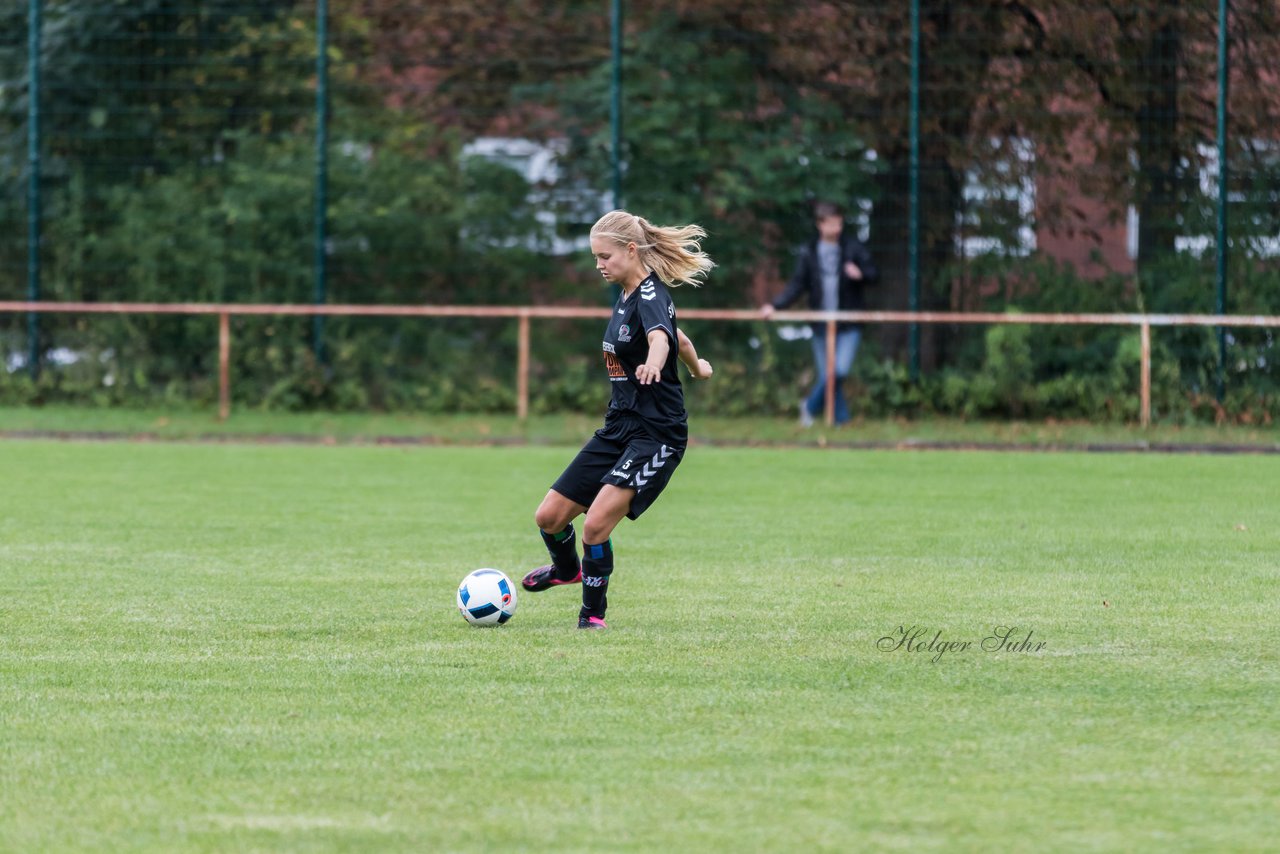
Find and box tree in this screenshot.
[1017,1,1280,268]
[749,1,1058,363]
[342,1,883,304]
[335,0,605,139]
[0,0,318,307]
[524,5,881,297]
[4,1,310,186]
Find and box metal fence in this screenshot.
[2,2,1279,415]
[4,300,1278,428]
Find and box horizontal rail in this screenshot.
[4,301,1278,429]
[0,301,609,320]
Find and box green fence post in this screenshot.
[610,0,623,211]
[1215,0,1229,402]
[313,0,329,362]
[27,0,42,379]
[607,0,623,304]
[908,0,921,381]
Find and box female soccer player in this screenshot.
[521,210,715,629]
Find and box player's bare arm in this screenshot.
[677,329,713,380]
[635,329,670,385]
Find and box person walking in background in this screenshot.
[521,210,714,629]
[761,201,878,427]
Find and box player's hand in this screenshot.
[844,261,863,281]
[691,359,713,380]
[760,304,776,319]
[635,363,662,385]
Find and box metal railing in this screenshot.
[4,301,1279,427]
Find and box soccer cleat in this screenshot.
[577,615,608,630]
[520,564,582,592]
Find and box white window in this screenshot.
[460,137,607,255]
[956,137,1037,258]
[1168,141,1280,259]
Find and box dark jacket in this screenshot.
[771,233,879,331]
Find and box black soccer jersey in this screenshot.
[601,273,686,438]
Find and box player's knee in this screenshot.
[534,498,570,532]
[582,518,613,545]
[582,507,624,544]
[534,505,558,532]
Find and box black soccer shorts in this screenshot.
[550,417,686,520]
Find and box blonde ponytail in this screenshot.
[590,210,716,287]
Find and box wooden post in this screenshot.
[517,312,530,420]
[824,318,837,426]
[1140,321,1151,428]
[218,312,230,422]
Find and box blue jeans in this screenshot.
[805,327,861,424]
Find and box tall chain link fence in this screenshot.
[1,1,1278,420]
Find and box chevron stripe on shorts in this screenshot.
[631,444,674,487]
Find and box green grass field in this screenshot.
[2,439,1278,851]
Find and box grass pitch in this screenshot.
[2,439,1277,852]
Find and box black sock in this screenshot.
[580,539,613,619]
[539,524,581,580]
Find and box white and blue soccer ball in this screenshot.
[456,568,517,626]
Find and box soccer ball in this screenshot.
[456,568,518,626]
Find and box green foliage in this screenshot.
[1,40,573,407]
[802,256,1277,424]
[25,1,311,180]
